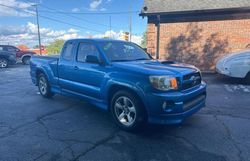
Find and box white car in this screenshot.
[216,50,250,82]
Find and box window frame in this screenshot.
[6,46,17,52]
[76,42,101,63]
[61,42,75,61]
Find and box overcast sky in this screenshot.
[0,0,147,47]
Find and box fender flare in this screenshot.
[104,80,147,109]
[21,54,32,60]
[35,67,50,84]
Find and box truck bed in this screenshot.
[32,54,59,60]
[30,55,59,86]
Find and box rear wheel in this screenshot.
[22,56,31,65]
[0,58,8,68]
[38,73,54,98]
[110,90,147,132]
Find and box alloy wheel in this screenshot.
[114,96,137,126]
[39,76,47,95]
[0,59,8,68]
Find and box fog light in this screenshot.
[162,101,175,111]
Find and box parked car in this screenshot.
[0,48,16,68]
[30,39,206,131]
[0,45,36,65]
[216,50,250,82]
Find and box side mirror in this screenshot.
[86,55,100,64]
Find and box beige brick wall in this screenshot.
[147,23,156,56]
[147,19,250,71]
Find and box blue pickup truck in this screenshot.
[30,39,206,131]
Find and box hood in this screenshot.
[218,50,250,65]
[112,60,198,76]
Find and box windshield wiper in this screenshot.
[112,58,151,62]
[112,60,131,62]
[133,58,151,61]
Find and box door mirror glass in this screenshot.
[85,55,100,64]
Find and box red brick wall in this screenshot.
[147,19,250,71]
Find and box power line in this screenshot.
[38,14,103,33]
[22,0,122,29]
[0,3,103,33]
[38,4,113,29]
[22,0,139,15]
[38,10,140,15]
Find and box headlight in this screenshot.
[149,76,178,91]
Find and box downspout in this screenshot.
[156,15,161,59]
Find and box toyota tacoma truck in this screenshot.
[30,39,206,131]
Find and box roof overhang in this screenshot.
[140,7,250,23]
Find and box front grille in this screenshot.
[182,72,201,90]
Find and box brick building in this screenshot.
[140,0,250,71]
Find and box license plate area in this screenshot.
[183,93,206,111]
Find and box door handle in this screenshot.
[74,66,79,70]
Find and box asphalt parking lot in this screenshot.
[0,65,250,161]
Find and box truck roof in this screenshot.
[0,45,16,47]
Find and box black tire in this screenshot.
[22,56,31,65]
[0,58,8,68]
[110,90,147,132]
[38,73,54,98]
[245,72,250,84]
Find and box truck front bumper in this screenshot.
[145,81,206,125]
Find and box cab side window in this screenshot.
[77,43,99,63]
[62,42,74,60]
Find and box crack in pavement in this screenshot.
[70,130,120,161]
[48,144,75,161]
[199,108,250,120]
[0,103,77,140]
[165,135,202,152]
[116,133,138,161]
[0,122,14,131]
[206,104,250,111]
[33,152,48,161]
[164,134,228,161]
[29,103,83,161]
[37,116,94,145]
[214,115,244,161]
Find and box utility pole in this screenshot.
[33,4,42,55]
[156,15,161,60]
[129,0,132,42]
[109,16,112,39]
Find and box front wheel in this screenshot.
[0,58,8,68]
[110,90,147,132]
[38,73,54,98]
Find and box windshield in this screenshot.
[98,41,151,62]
